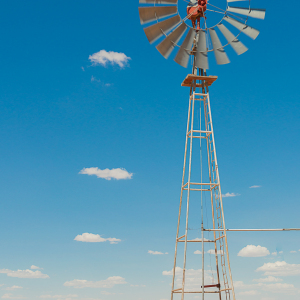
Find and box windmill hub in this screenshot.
[187,0,207,30]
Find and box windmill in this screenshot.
[138,1,299,300]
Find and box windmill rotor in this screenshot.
[138,0,266,68]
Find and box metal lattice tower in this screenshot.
[171,61,234,300]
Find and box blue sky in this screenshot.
[0,0,300,299]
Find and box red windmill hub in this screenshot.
[187,0,207,30]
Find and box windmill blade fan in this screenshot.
[156,23,187,59]
[218,23,248,55]
[138,0,266,68]
[196,30,208,70]
[174,29,196,68]
[224,16,260,40]
[209,28,230,65]
[227,6,266,20]
[144,15,181,44]
[139,6,178,24]
[139,0,178,4]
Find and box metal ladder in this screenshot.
[204,96,231,300]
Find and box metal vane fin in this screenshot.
[195,30,208,70]
[139,0,177,4]
[174,29,196,68]
[217,23,248,55]
[144,15,181,44]
[156,23,187,59]
[224,16,260,40]
[209,28,230,65]
[227,6,266,20]
[139,6,178,25]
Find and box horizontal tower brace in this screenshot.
[182,182,219,188]
[204,229,300,232]
[178,240,215,243]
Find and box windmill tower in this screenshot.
[138,1,266,299]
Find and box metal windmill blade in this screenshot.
[139,6,178,24]
[227,6,266,20]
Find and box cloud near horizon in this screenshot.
[250,185,261,188]
[148,250,168,255]
[0,268,49,279]
[79,167,133,180]
[64,276,126,289]
[74,233,121,244]
[256,261,300,276]
[89,50,131,68]
[39,295,78,299]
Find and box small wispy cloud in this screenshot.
[222,193,240,198]
[79,167,133,180]
[39,294,78,299]
[250,185,261,189]
[81,66,85,72]
[31,265,43,270]
[148,250,168,255]
[89,50,131,68]
[253,276,283,283]
[4,286,23,291]
[90,76,112,87]
[194,250,223,255]
[2,294,26,299]
[290,251,297,254]
[74,233,121,244]
[64,276,126,289]
[91,76,101,83]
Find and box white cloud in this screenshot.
[2,294,26,299]
[74,233,121,244]
[194,250,202,255]
[260,283,299,294]
[279,251,283,254]
[4,287,23,291]
[290,251,297,253]
[249,185,261,188]
[91,76,101,83]
[239,290,260,295]
[30,265,43,270]
[222,193,240,198]
[253,276,283,283]
[0,269,49,279]
[163,267,215,291]
[238,245,270,257]
[79,167,133,180]
[130,285,146,287]
[101,291,114,295]
[89,50,131,68]
[148,250,168,255]
[64,276,126,289]
[271,252,277,256]
[256,261,300,276]
[40,295,77,300]
[207,249,224,255]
